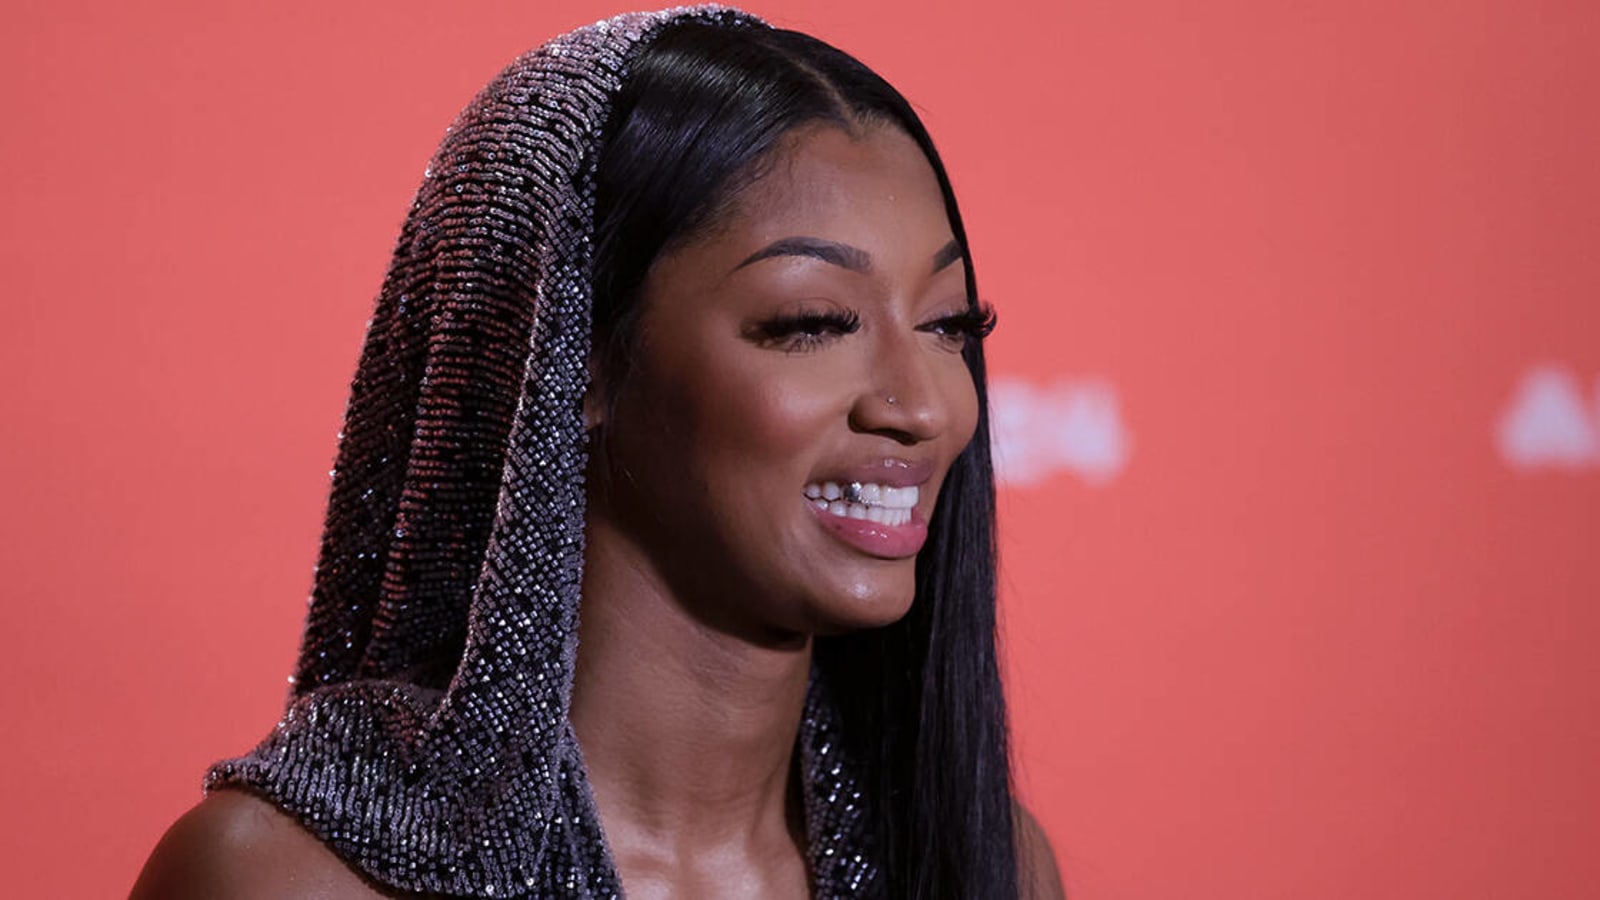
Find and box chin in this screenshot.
[805,573,918,635]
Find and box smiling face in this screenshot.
[587,122,983,641]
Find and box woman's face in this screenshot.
[592,122,981,641]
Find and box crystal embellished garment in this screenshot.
[205,7,880,897]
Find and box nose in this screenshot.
[848,329,951,445]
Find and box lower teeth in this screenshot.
[812,498,909,526]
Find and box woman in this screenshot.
[133,6,1063,898]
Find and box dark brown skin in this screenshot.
[132,790,1061,899]
[131,123,1064,899]
[572,122,977,900]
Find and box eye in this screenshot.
[749,308,862,353]
[918,303,997,350]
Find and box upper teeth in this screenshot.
[803,481,918,526]
[804,481,918,508]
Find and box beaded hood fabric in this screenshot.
[205,7,880,897]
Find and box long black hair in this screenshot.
[591,21,1016,899]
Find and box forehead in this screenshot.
[712,122,952,249]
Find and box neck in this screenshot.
[570,511,812,848]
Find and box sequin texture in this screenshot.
[205,6,883,898]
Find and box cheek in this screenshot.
[737,371,840,449]
[941,354,983,450]
[680,358,846,484]
[622,341,848,502]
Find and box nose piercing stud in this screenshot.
[885,395,899,406]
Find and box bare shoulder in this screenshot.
[1012,799,1066,900]
[130,789,397,900]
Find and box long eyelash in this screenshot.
[754,309,862,347]
[930,303,998,340]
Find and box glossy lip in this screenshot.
[809,456,935,490]
[805,456,936,559]
[807,499,930,559]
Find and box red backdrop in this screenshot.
[3,1,1597,897]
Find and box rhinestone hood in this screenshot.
[206,7,879,896]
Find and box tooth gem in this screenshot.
[844,482,864,503]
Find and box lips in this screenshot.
[803,457,933,558]
[811,456,934,489]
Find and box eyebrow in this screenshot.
[930,239,963,273]
[733,236,964,275]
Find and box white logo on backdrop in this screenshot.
[989,376,1130,487]
[1496,364,1600,471]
